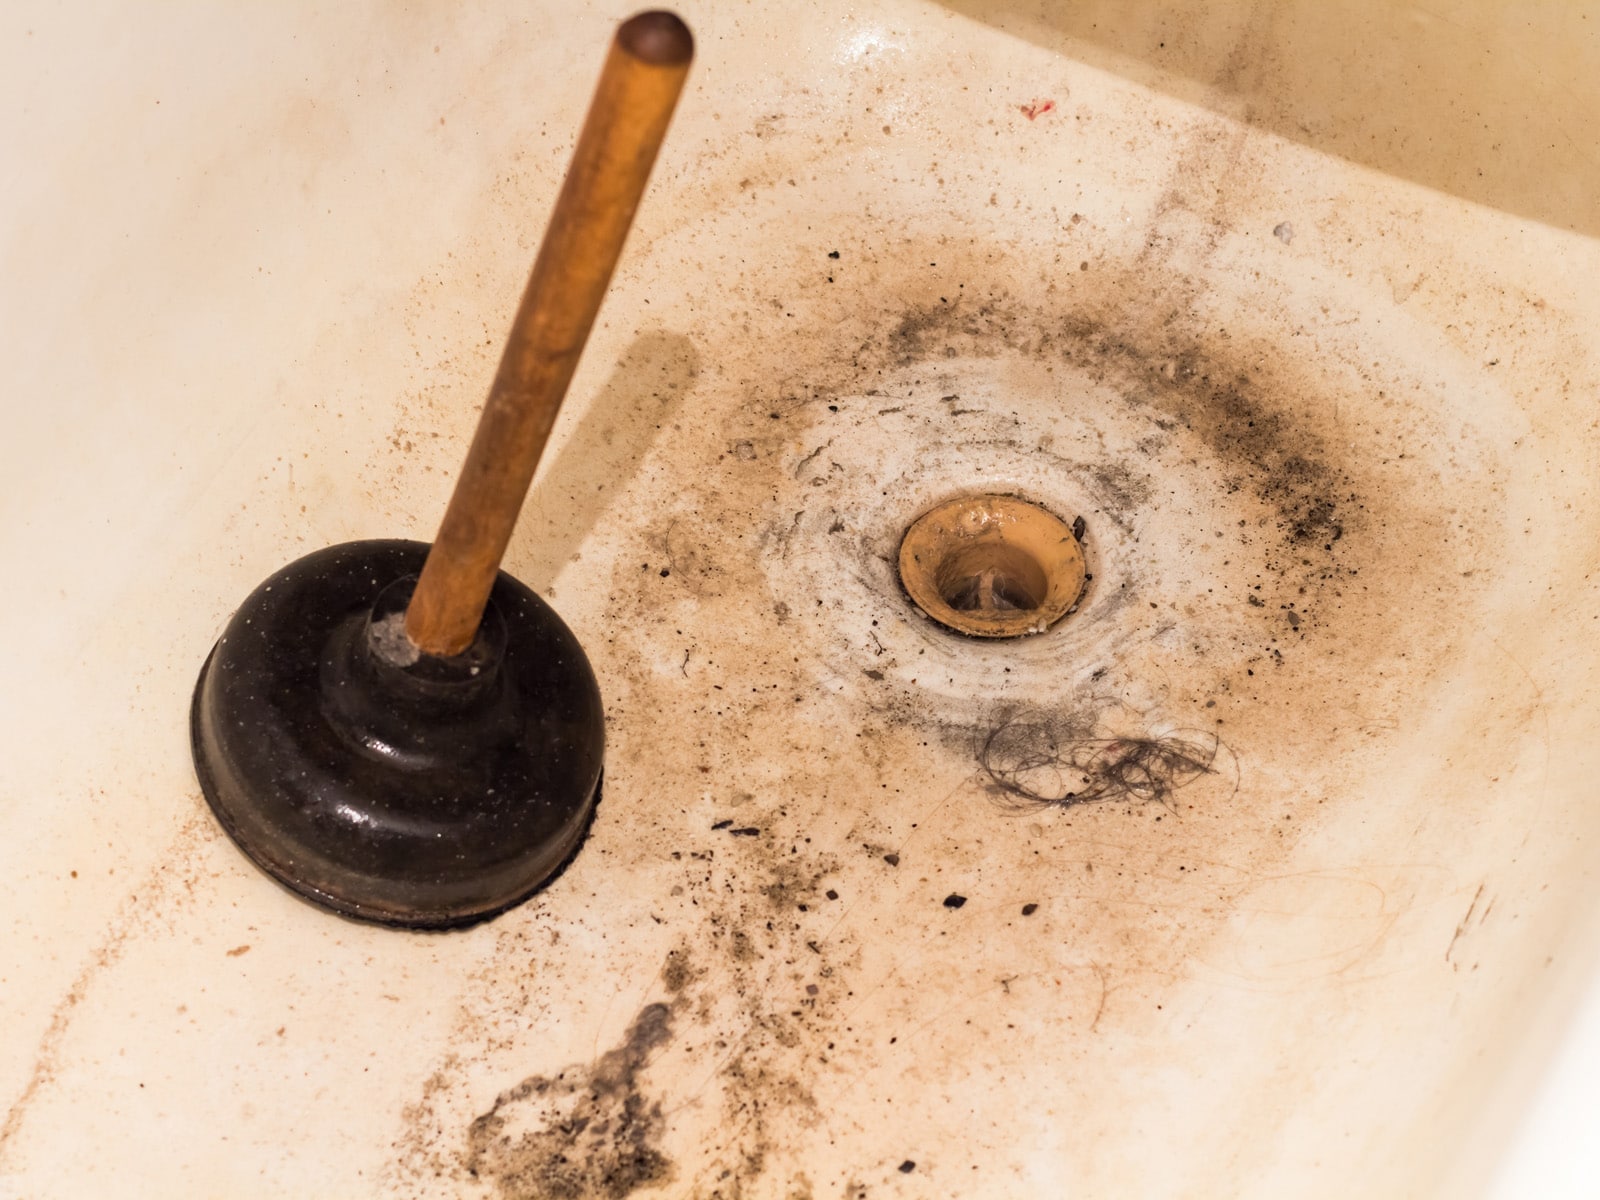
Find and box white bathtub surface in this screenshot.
[4,2,1600,1196]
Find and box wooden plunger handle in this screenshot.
[404,11,694,656]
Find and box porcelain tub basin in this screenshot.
[3,2,1599,1195]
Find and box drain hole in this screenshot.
[936,544,1048,613]
[898,494,1087,638]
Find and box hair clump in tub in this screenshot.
[978,709,1222,811]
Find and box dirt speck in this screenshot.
[662,948,699,995]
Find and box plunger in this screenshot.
[190,11,694,929]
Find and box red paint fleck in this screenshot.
[1019,98,1056,121]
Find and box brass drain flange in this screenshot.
[897,494,1087,638]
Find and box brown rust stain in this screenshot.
[380,59,1510,1190]
[564,220,1497,1182]
[390,837,854,1196]
[1,811,213,1159]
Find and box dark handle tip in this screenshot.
[619,10,694,66]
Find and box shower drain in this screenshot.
[897,494,1087,638]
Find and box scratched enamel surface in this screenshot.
[4,3,1600,1197]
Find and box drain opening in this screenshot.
[898,495,1087,638]
[937,543,1048,613]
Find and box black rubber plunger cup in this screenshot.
[190,11,694,929]
[191,542,602,926]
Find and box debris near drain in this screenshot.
[980,711,1221,810]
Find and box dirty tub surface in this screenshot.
[4,2,1600,1196]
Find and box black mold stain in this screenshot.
[1130,345,1354,596]
[647,848,847,1193]
[862,288,1362,633]
[580,219,1500,1186]
[463,1003,675,1200]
